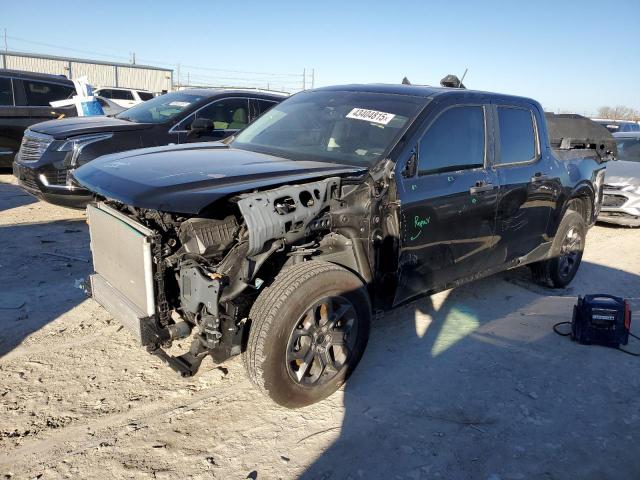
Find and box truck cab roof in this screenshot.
[314,83,539,105]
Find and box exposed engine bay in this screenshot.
[89,170,396,376]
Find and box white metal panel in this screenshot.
[116,66,172,92]
[71,62,116,88]
[6,55,69,76]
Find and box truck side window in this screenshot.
[0,77,13,106]
[497,107,536,164]
[23,80,75,106]
[418,105,485,175]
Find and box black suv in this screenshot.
[13,89,287,208]
[0,69,77,168]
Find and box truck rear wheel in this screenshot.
[530,210,586,288]
[243,261,371,408]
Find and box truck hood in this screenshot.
[30,116,154,139]
[73,143,367,214]
[605,160,640,188]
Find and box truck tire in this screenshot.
[530,210,586,288]
[243,261,371,408]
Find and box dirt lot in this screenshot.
[1,172,639,480]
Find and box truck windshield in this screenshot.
[232,90,426,166]
[116,92,204,124]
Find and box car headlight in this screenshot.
[57,133,113,166]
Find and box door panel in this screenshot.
[395,103,499,305]
[492,103,557,263]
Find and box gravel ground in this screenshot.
[1,172,639,480]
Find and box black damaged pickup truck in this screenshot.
[74,85,614,407]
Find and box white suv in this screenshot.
[93,87,154,108]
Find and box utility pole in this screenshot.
[302,68,306,91]
[2,28,6,69]
[131,52,136,64]
[311,68,315,89]
[177,63,181,87]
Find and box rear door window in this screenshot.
[418,105,485,175]
[23,80,75,106]
[256,99,277,115]
[0,77,14,106]
[111,89,135,101]
[497,107,536,164]
[138,91,154,101]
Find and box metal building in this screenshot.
[0,50,173,93]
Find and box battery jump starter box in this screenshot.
[572,294,632,348]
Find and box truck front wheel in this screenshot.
[530,210,586,288]
[243,261,371,408]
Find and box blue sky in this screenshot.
[3,0,639,113]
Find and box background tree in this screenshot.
[597,105,640,121]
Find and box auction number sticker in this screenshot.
[346,108,395,125]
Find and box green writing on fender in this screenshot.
[415,215,430,228]
[410,215,431,241]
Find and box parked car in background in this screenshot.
[598,131,640,226]
[591,118,640,133]
[93,87,155,108]
[73,85,611,407]
[0,69,77,167]
[13,88,287,207]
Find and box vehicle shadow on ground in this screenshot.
[0,174,38,212]
[0,218,90,357]
[299,262,640,480]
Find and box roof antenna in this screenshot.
[459,68,468,85]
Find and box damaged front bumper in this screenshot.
[598,186,640,227]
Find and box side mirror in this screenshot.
[402,149,418,178]
[188,117,213,137]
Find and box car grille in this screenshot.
[43,167,69,186]
[602,194,628,208]
[19,131,53,162]
[19,167,39,191]
[19,165,69,188]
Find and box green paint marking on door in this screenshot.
[415,215,430,228]
[410,215,431,241]
[411,184,417,191]
[471,197,477,204]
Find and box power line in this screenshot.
[6,35,130,62]
[7,35,303,78]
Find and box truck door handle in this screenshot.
[531,173,552,182]
[469,183,494,194]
